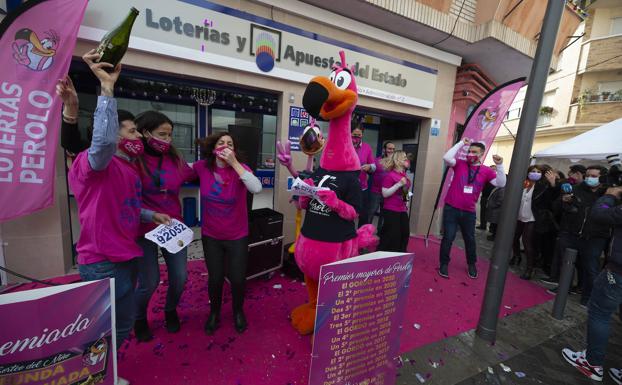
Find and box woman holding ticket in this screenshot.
[378,151,411,252]
[195,132,262,335]
[133,111,198,342]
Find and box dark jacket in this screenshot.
[61,120,89,155]
[552,182,607,238]
[590,194,622,274]
[531,181,558,233]
[486,187,504,224]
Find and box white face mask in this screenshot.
[585,176,600,187]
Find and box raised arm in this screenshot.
[443,140,466,167]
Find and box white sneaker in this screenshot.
[561,348,603,381]
[610,368,622,385]
[117,377,130,385]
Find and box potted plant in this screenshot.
[602,91,611,101]
[614,89,622,102]
[539,106,554,115]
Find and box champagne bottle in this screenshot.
[95,7,139,67]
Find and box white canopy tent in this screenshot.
[533,118,622,161]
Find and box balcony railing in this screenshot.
[536,114,552,127]
[569,101,622,124]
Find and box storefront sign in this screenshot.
[255,168,275,188]
[0,280,116,385]
[79,0,437,108]
[310,251,414,385]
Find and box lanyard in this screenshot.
[468,166,481,185]
[141,156,164,189]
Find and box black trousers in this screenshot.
[202,236,248,313]
[513,221,536,270]
[378,209,410,252]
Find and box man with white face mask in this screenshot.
[549,165,607,303]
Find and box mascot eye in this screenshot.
[334,71,352,90]
[328,71,336,83]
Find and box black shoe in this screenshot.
[438,264,449,278]
[509,255,522,266]
[570,286,582,295]
[134,319,153,342]
[165,309,181,333]
[520,269,534,280]
[467,264,478,279]
[234,311,248,333]
[204,312,220,335]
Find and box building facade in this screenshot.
[491,0,622,168]
[0,0,582,282]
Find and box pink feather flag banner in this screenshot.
[0,0,88,221]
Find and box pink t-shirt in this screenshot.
[445,160,496,212]
[139,153,197,234]
[68,152,143,264]
[371,156,387,194]
[194,161,253,240]
[355,142,375,190]
[382,170,411,213]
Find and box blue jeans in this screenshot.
[586,269,622,366]
[135,238,188,320]
[580,237,608,305]
[79,259,137,349]
[440,204,477,266]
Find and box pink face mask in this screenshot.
[147,136,171,153]
[466,154,479,164]
[404,160,410,169]
[352,136,362,147]
[118,137,144,157]
[213,145,233,159]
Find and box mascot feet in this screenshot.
[290,302,316,335]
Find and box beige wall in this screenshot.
[590,6,622,39]
[1,0,457,281]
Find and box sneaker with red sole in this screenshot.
[561,348,603,381]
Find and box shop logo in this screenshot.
[11,28,59,71]
[250,24,281,73]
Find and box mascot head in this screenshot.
[302,51,360,171]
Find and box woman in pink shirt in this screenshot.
[378,151,411,252]
[194,132,262,335]
[369,141,395,229]
[133,111,197,341]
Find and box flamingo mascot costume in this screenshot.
[291,51,377,335]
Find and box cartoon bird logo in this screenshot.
[12,28,60,71]
[477,107,498,131]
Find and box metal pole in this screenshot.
[476,0,565,342]
[552,248,578,320]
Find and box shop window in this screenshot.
[116,98,196,162]
[611,17,622,35]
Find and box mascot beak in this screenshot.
[302,76,357,120]
[14,28,55,56]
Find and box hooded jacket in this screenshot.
[590,194,622,274]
